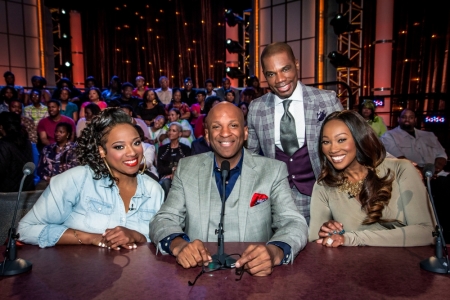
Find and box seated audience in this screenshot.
[134,125,158,181]
[101,75,121,102]
[194,96,223,138]
[0,71,24,100]
[76,103,101,138]
[0,112,34,192]
[132,76,149,99]
[37,122,78,183]
[9,99,37,144]
[246,75,265,99]
[358,99,387,137]
[157,123,191,199]
[51,77,81,101]
[190,111,212,155]
[0,85,18,112]
[149,115,166,152]
[190,90,206,130]
[238,102,249,123]
[24,76,51,105]
[309,110,435,247]
[135,89,166,127]
[58,87,79,123]
[167,88,190,120]
[160,108,194,147]
[78,76,97,103]
[120,104,151,142]
[24,89,48,126]
[156,76,172,105]
[80,87,107,118]
[204,79,216,97]
[240,87,257,104]
[149,102,307,275]
[215,77,240,103]
[37,99,76,146]
[18,108,164,248]
[180,77,197,106]
[111,82,141,112]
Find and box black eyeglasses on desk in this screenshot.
[188,254,245,286]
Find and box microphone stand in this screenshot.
[0,172,33,276]
[211,164,236,268]
[420,175,449,274]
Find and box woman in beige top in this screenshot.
[309,110,435,247]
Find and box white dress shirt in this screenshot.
[274,81,305,150]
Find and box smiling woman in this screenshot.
[18,108,164,249]
[309,110,435,248]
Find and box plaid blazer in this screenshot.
[247,82,343,178]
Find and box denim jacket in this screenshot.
[18,165,164,248]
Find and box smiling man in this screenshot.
[150,102,307,276]
[247,42,343,223]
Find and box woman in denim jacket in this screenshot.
[19,108,164,249]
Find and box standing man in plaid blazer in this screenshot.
[247,42,343,223]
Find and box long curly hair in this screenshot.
[317,110,395,225]
[76,108,132,183]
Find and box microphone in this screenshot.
[211,160,236,269]
[423,163,435,178]
[419,163,449,274]
[0,162,34,276]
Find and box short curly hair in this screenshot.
[76,108,133,183]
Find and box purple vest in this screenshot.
[275,139,316,196]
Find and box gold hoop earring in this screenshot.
[139,156,147,175]
[103,157,114,177]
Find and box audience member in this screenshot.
[59,87,79,123]
[161,108,194,147]
[134,124,158,181]
[9,99,37,144]
[24,89,48,126]
[215,77,240,103]
[190,90,206,130]
[51,77,81,101]
[309,110,435,247]
[204,79,216,97]
[149,102,308,275]
[190,113,212,155]
[247,42,343,223]
[0,112,34,192]
[149,115,166,151]
[180,77,197,106]
[24,76,51,105]
[37,122,78,183]
[76,103,101,138]
[167,88,190,120]
[237,102,249,123]
[132,76,149,99]
[80,87,107,118]
[135,89,166,126]
[246,75,265,98]
[157,122,191,199]
[156,76,172,105]
[37,99,76,146]
[78,76,97,103]
[0,71,24,99]
[224,89,236,103]
[101,75,122,102]
[240,87,257,104]
[0,85,18,112]
[111,82,141,111]
[119,104,151,141]
[18,108,164,248]
[358,99,387,137]
[193,96,222,138]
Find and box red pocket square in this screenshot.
[250,193,269,207]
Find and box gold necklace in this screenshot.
[338,177,365,197]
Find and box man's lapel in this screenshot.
[237,149,257,241]
[198,153,214,241]
[262,93,276,158]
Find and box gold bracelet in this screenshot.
[73,229,83,244]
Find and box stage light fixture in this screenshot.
[330,14,356,35]
[328,51,352,68]
[226,67,246,79]
[64,61,73,67]
[225,39,245,54]
[224,9,244,27]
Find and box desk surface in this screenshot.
[1,243,449,299]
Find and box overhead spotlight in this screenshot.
[226,67,246,79]
[224,9,244,27]
[225,39,245,54]
[328,51,352,68]
[64,61,73,67]
[61,9,66,14]
[330,14,356,35]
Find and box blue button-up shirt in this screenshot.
[18,165,164,248]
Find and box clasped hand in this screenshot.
[171,238,283,276]
[316,220,345,247]
[93,226,139,250]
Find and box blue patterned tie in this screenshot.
[280,100,299,156]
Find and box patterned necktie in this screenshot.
[280,100,299,156]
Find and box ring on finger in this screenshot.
[326,238,333,246]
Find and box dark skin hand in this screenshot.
[171,238,212,268]
[316,220,345,248]
[235,244,284,276]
